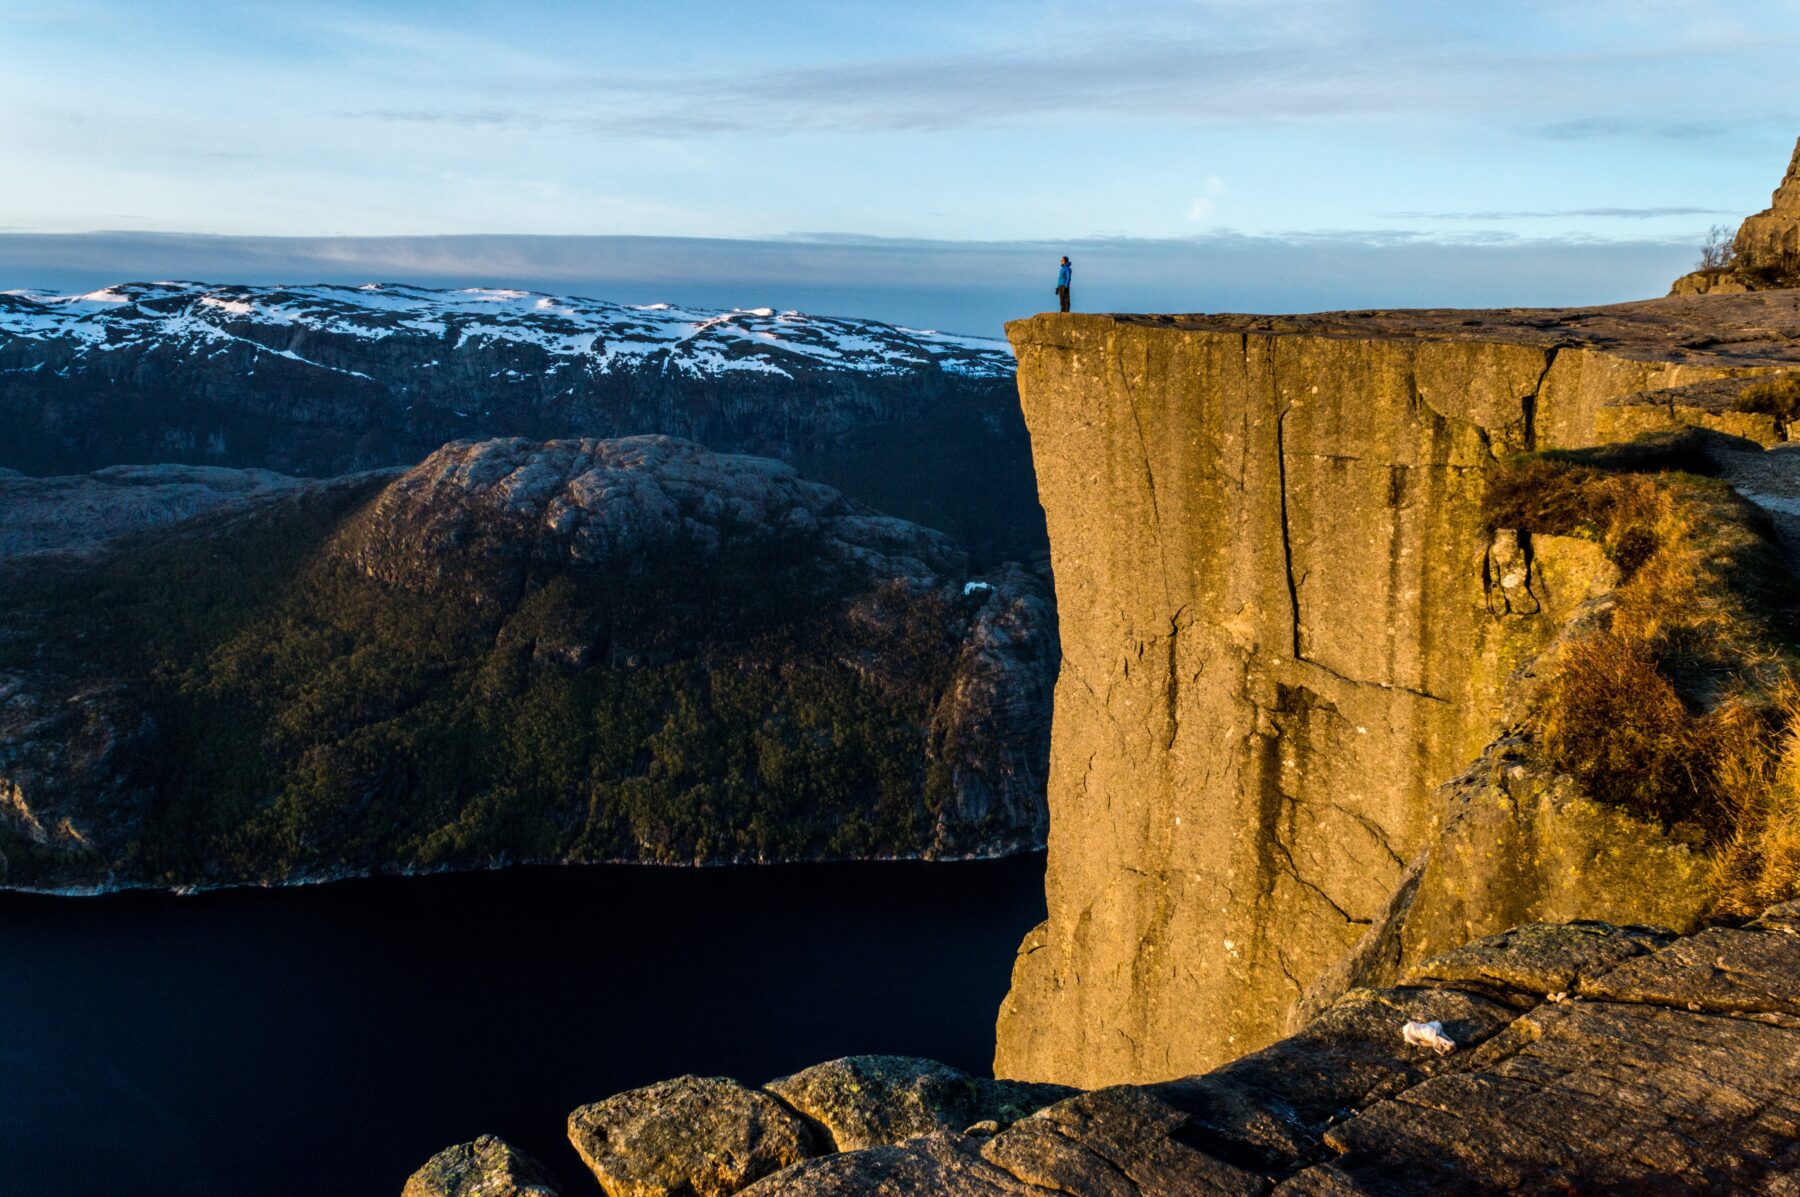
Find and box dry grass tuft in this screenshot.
[1709,682,1800,916]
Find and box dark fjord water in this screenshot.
[0,855,1046,1197]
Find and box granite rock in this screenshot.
[402,1135,563,1197]
[567,1076,817,1197]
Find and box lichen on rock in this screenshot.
[567,1075,818,1197]
[402,1135,563,1197]
[765,1055,1075,1151]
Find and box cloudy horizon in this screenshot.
[2,1,1796,331]
[0,228,1709,338]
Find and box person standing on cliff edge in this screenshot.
[1055,256,1072,313]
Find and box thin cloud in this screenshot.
[1382,206,1736,220]
[328,13,1796,141]
[1526,118,1735,142]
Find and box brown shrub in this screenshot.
[1710,682,1800,916]
[1733,373,1800,423]
[1538,633,1722,833]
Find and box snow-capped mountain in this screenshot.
[0,281,1039,564]
[0,281,1013,382]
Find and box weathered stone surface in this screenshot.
[1736,136,1800,270]
[402,1135,563,1197]
[1287,998,1800,1194]
[567,1075,817,1197]
[1596,376,1794,448]
[1577,916,1800,1016]
[1155,983,1519,1171]
[981,1086,1266,1196]
[764,1055,1075,1151]
[736,1134,1040,1196]
[1398,919,1673,998]
[1390,747,1714,974]
[997,295,1800,1088]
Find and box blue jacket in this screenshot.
[1057,262,1072,288]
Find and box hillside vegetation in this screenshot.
[0,439,1053,889]
[1484,430,1800,914]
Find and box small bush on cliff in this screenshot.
[1732,374,1800,423]
[1698,224,1739,272]
[1486,437,1800,913]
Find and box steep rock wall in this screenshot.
[997,295,1800,1087]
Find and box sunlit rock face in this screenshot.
[996,294,1800,1087]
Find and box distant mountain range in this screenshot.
[0,281,1040,563]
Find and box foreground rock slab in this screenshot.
[407,910,1800,1194]
[402,1135,563,1197]
[567,1075,816,1197]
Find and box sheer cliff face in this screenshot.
[996,297,1800,1087]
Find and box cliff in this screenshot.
[997,292,1800,1086]
[0,437,1054,889]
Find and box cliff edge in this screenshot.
[998,292,1800,1086]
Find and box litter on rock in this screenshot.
[1402,1019,1457,1055]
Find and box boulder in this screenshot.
[567,1075,817,1197]
[763,1056,1075,1151]
[401,1135,563,1197]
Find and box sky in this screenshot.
[2,0,1798,333]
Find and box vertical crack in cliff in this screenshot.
[1116,351,1175,611]
[1275,401,1303,659]
[1165,606,1189,750]
[1522,346,1562,452]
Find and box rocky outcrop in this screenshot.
[336,437,964,600]
[996,293,1800,1087]
[1672,136,1800,295]
[554,1059,1072,1197]
[0,436,1054,889]
[410,906,1800,1194]
[402,1136,565,1197]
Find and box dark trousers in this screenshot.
[1056,285,1070,313]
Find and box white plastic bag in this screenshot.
[1402,1019,1456,1055]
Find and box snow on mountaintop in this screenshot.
[0,281,1014,380]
